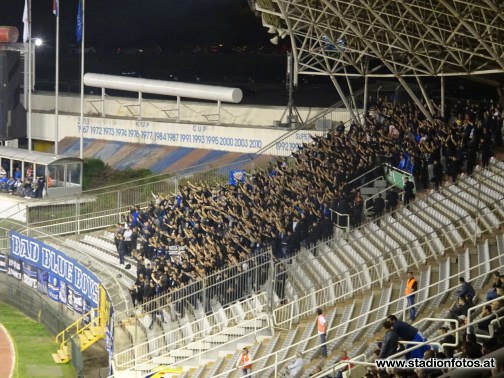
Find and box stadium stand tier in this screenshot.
[48,97,504,376]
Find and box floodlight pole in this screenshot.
[278,52,301,127]
[27,0,32,151]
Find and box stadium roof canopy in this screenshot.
[253,0,504,78]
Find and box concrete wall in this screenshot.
[29,92,354,156]
[30,92,337,128]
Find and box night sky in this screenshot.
[2,0,269,49]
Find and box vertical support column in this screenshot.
[138,92,142,120]
[363,74,369,120]
[23,45,28,106]
[76,201,81,235]
[441,76,445,119]
[329,75,360,126]
[176,96,181,122]
[101,88,105,117]
[44,165,48,198]
[415,76,435,116]
[217,100,221,125]
[343,66,360,125]
[28,40,32,151]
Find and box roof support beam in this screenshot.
[437,0,504,71]
[319,0,433,120]
[415,76,435,115]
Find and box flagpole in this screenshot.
[54,1,59,155]
[79,0,85,159]
[28,0,32,151]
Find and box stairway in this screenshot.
[52,303,106,363]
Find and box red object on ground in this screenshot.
[0,27,19,44]
[0,323,14,378]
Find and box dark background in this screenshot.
[1,0,498,107]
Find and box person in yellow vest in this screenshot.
[315,308,328,358]
[236,347,252,377]
[405,271,418,321]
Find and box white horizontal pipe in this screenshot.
[83,73,243,103]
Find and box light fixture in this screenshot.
[267,26,276,34]
[270,36,279,45]
[34,38,43,46]
[278,29,289,39]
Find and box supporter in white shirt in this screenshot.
[285,352,304,377]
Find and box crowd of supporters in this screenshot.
[119,98,502,311]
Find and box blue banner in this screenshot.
[229,170,246,186]
[73,290,83,313]
[22,262,38,289]
[10,231,100,307]
[59,281,67,305]
[0,253,6,273]
[67,285,75,311]
[37,269,49,295]
[7,258,22,280]
[48,273,60,302]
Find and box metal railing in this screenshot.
[0,221,134,355]
[271,169,503,327]
[329,209,350,232]
[113,249,272,323]
[56,307,103,353]
[467,295,504,339]
[114,293,270,369]
[308,353,367,378]
[205,252,504,378]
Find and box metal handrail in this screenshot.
[113,292,269,365]
[115,312,270,372]
[273,164,502,317]
[56,307,103,352]
[206,256,504,378]
[112,249,272,321]
[272,188,502,328]
[308,353,367,378]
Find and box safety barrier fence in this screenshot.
[271,166,503,327]
[171,258,504,378]
[112,251,273,353]
[273,206,501,328]
[112,165,504,373]
[0,221,133,355]
[114,293,270,369]
[0,273,85,376]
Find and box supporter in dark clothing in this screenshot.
[432,160,443,190]
[403,177,415,205]
[386,315,429,359]
[117,236,127,265]
[386,189,399,212]
[374,193,385,218]
[438,326,455,358]
[455,277,476,305]
[475,305,493,336]
[379,320,399,359]
[449,296,471,320]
